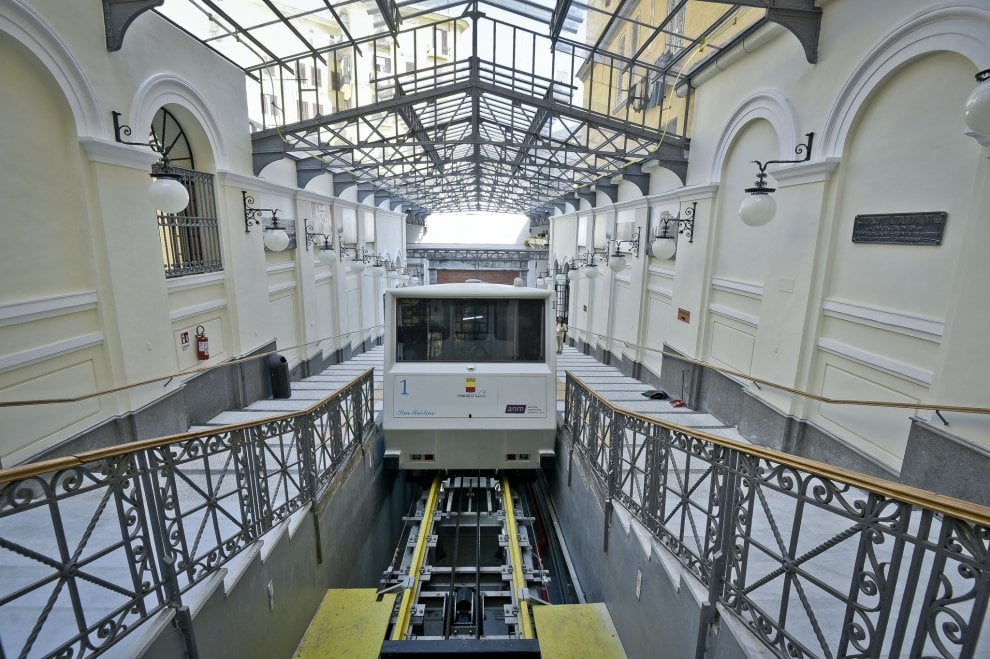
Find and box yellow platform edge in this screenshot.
[293,588,396,659]
[533,602,628,659]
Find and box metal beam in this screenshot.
[103,0,163,52]
[549,0,575,42]
[695,0,821,63]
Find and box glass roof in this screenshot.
[153,0,770,215]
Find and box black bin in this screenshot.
[267,353,291,399]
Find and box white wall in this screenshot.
[0,1,403,465]
[550,0,990,471]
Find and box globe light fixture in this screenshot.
[607,253,626,273]
[739,132,814,226]
[148,175,189,213]
[263,226,290,252]
[964,69,990,136]
[650,237,677,260]
[602,228,640,272]
[113,111,190,213]
[649,202,697,258]
[305,224,339,264]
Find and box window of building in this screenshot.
[150,108,223,279]
[666,0,686,50]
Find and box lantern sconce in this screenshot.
[605,228,641,273]
[305,224,339,264]
[242,192,290,251]
[739,132,814,227]
[964,68,990,137]
[112,111,189,213]
[650,201,696,260]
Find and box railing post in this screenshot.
[135,451,200,658]
[566,373,577,488]
[296,411,323,564]
[603,406,621,553]
[695,447,740,658]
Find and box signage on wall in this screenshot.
[852,212,947,245]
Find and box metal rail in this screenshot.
[564,371,990,659]
[502,476,534,640]
[381,475,547,646]
[0,369,375,659]
[391,477,441,641]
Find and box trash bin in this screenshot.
[267,353,291,399]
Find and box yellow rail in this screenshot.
[501,477,534,640]
[391,477,441,641]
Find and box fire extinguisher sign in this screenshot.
[180,331,190,351]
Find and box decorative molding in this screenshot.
[216,171,392,214]
[266,262,296,275]
[822,3,990,160]
[165,271,226,293]
[0,0,102,138]
[646,183,720,206]
[169,299,227,323]
[647,285,673,300]
[268,282,296,296]
[712,276,764,299]
[0,292,98,328]
[314,272,334,284]
[710,90,802,185]
[615,274,632,285]
[130,73,230,170]
[0,332,104,375]
[822,298,944,343]
[648,265,675,278]
[79,138,160,169]
[769,158,842,187]
[817,337,934,386]
[709,303,760,328]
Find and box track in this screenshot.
[381,473,567,653]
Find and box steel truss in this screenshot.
[105,0,822,215]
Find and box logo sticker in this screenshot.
[505,404,527,414]
[465,377,476,393]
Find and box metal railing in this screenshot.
[564,372,990,659]
[0,368,375,659]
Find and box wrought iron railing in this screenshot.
[564,372,990,659]
[0,368,375,659]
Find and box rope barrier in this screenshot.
[571,328,990,416]
[0,325,383,408]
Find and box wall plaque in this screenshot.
[852,212,947,245]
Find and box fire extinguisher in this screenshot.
[195,325,210,361]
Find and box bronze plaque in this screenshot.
[677,308,690,323]
[852,212,946,245]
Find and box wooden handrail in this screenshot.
[565,371,990,528]
[0,368,375,485]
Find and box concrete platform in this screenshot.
[293,589,396,659]
[533,603,627,659]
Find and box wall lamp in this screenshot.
[965,69,990,136]
[739,132,814,227]
[112,111,189,213]
[650,201,696,260]
[605,228,641,273]
[304,224,338,264]
[340,246,369,272]
[582,250,603,279]
[243,192,290,251]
